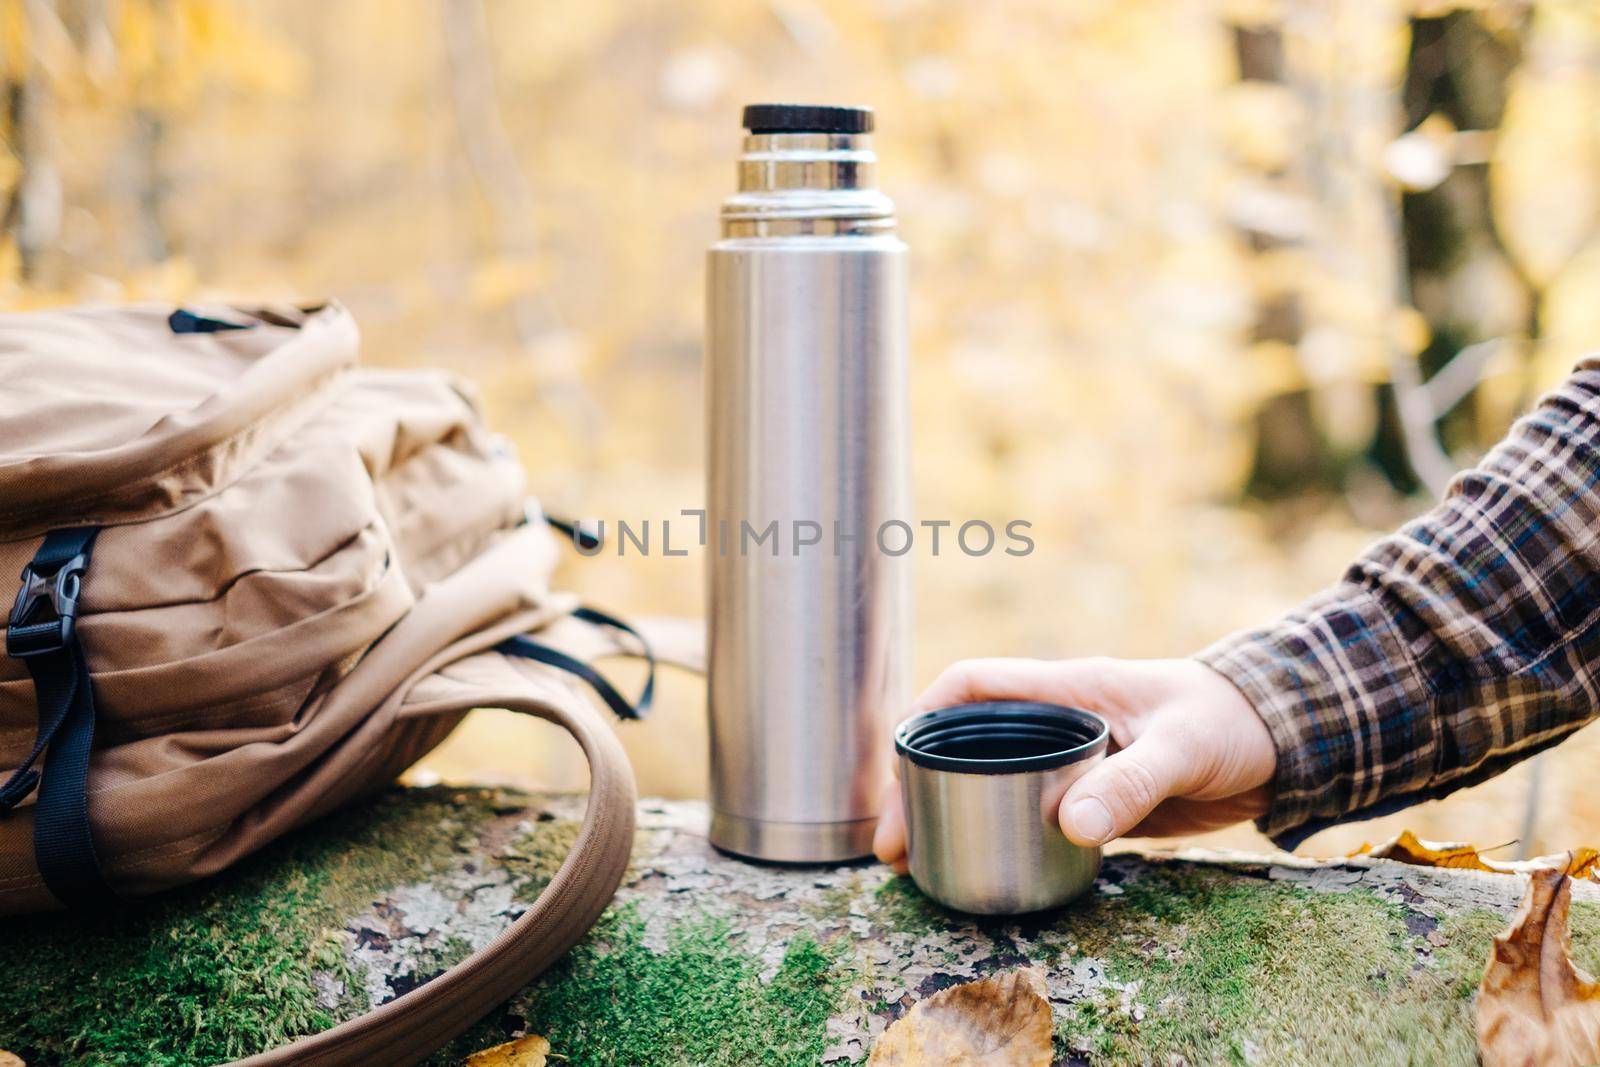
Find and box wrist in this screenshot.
[1184,658,1278,796]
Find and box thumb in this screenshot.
[1058,734,1186,846]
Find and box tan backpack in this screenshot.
[0,302,653,1065]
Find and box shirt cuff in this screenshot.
[1194,583,1438,849]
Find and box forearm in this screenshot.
[1200,359,1600,848]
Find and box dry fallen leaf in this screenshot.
[1352,831,1600,882]
[1355,829,1503,872]
[0,1051,24,1067]
[867,968,1053,1066]
[1478,865,1600,1067]
[464,1034,550,1067]
[1565,852,1600,882]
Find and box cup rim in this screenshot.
[894,700,1109,775]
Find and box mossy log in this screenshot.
[2,787,1597,1067]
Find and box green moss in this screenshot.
[502,816,584,893]
[436,903,850,1067]
[871,875,954,937]
[1564,900,1600,975]
[806,872,868,923]
[11,791,1600,1067]
[1427,900,1600,997]
[0,787,501,1067]
[1038,865,1571,1066]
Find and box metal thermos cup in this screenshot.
[705,103,910,863]
[895,702,1108,914]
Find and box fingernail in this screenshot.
[1068,798,1113,845]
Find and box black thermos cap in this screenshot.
[741,103,874,135]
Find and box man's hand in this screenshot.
[873,657,1278,872]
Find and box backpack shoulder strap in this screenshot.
[499,604,656,720]
[233,655,637,1067]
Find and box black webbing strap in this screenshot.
[3,526,114,907]
[543,514,603,552]
[498,606,655,721]
[167,308,255,334]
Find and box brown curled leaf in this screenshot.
[1478,865,1600,1067]
[867,968,1053,1066]
[1354,829,1503,872]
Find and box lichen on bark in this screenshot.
[4,787,1600,1066]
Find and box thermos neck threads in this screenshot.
[736,132,877,195]
[721,120,896,237]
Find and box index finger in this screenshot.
[907,657,1113,719]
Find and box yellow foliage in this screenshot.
[1393,306,1432,360]
[1222,0,1282,27]
[1221,81,1301,174]
[0,0,27,78]
[1490,3,1600,288]
[3,0,1598,845]
[1535,238,1600,390]
[112,0,306,109]
[1473,339,1528,439]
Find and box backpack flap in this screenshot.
[0,302,359,539]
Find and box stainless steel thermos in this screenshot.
[705,103,910,862]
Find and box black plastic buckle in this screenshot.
[6,553,89,658]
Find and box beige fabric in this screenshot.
[0,301,619,916]
[0,301,659,1063]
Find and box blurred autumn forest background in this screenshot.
[5,0,1600,858]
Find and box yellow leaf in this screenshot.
[1353,829,1501,872]
[0,1049,25,1067]
[1351,831,1600,882]
[464,1033,550,1067]
[867,969,1052,1067]
[1568,851,1600,882]
[1478,867,1600,1067]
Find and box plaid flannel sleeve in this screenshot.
[1198,357,1600,850]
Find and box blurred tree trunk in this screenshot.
[2,0,63,284]
[439,0,601,469]
[1399,11,1531,457]
[1230,16,1318,500]
[131,106,171,264]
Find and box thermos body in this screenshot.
[706,105,910,862]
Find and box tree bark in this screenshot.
[5,787,1594,1066]
[327,790,1600,1065]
